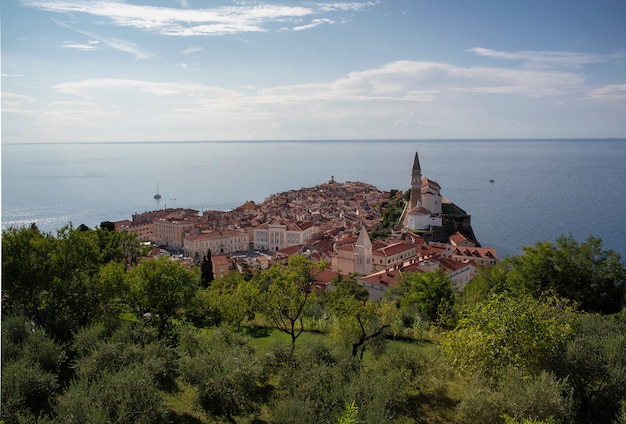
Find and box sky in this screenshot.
[2,0,626,143]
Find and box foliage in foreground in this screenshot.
[2,224,626,423]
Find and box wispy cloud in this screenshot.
[587,84,626,101]
[14,55,620,142]
[293,18,334,31]
[62,40,100,50]
[182,46,202,55]
[54,19,152,58]
[49,59,588,113]
[2,91,35,113]
[41,101,115,121]
[468,47,620,69]
[24,0,373,36]
[52,79,243,100]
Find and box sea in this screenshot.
[2,139,625,260]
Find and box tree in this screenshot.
[2,224,140,335]
[2,224,55,317]
[261,255,324,352]
[330,297,398,359]
[467,235,626,315]
[455,367,574,424]
[99,220,115,231]
[200,250,214,288]
[549,313,626,423]
[324,273,369,307]
[394,269,455,325]
[179,328,269,422]
[126,256,199,337]
[209,271,261,328]
[96,225,142,268]
[54,366,168,423]
[1,315,65,422]
[440,294,578,378]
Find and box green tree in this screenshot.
[1,359,59,423]
[395,269,455,325]
[1,315,67,423]
[2,224,55,317]
[126,256,199,337]
[96,225,142,268]
[455,367,574,424]
[200,249,214,287]
[330,297,398,359]
[24,224,104,339]
[209,271,262,328]
[179,328,269,421]
[324,273,369,307]
[261,255,324,352]
[270,342,358,424]
[440,294,578,378]
[550,313,626,423]
[54,366,168,424]
[467,235,626,315]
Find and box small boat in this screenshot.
[154,184,161,199]
[489,175,494,183]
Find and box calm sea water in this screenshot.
[2,139,625,259]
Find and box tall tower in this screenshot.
[409,152,422,210]
[354,225,373,276]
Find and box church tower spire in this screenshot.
[409,152,422,210]
[354,225,373,276]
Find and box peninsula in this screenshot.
[113,152,497,293]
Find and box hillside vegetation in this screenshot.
[2,223,626,424]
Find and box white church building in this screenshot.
[404,152,443,230]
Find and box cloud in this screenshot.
[12,54,622,142]
[587,84,626,101]
[52,79,242,99]
[24,0,374,36]
[2,92,36,113]
[293,18,334,31]
[182,46,202,55]
[468,47,618,69]
[41,101,115,121]
[62,40,100,50]
[50,59,588,111]
[53,19,152,58]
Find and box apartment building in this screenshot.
[153,218,196,249]
[253,221,316,252]
[184,229,249,259]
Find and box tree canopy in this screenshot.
[2,223,626,424]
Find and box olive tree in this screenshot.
[260,255,324,352]
[126,256,199,338]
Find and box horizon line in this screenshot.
[4,137,626,146]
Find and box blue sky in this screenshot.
[2,0,626,142]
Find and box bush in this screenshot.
[1,359,59,423]
[455,367,574,424]
[179,328,270,421]
[54,366,168,423]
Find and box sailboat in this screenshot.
[154,184,161,199]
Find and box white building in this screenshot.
[253,221,316,252]
[407,203,443,230]
[184,229,249,259]
[404,152,443,230]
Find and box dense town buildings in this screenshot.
[113,152,497,298]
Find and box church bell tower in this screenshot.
[409,152,422,210]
